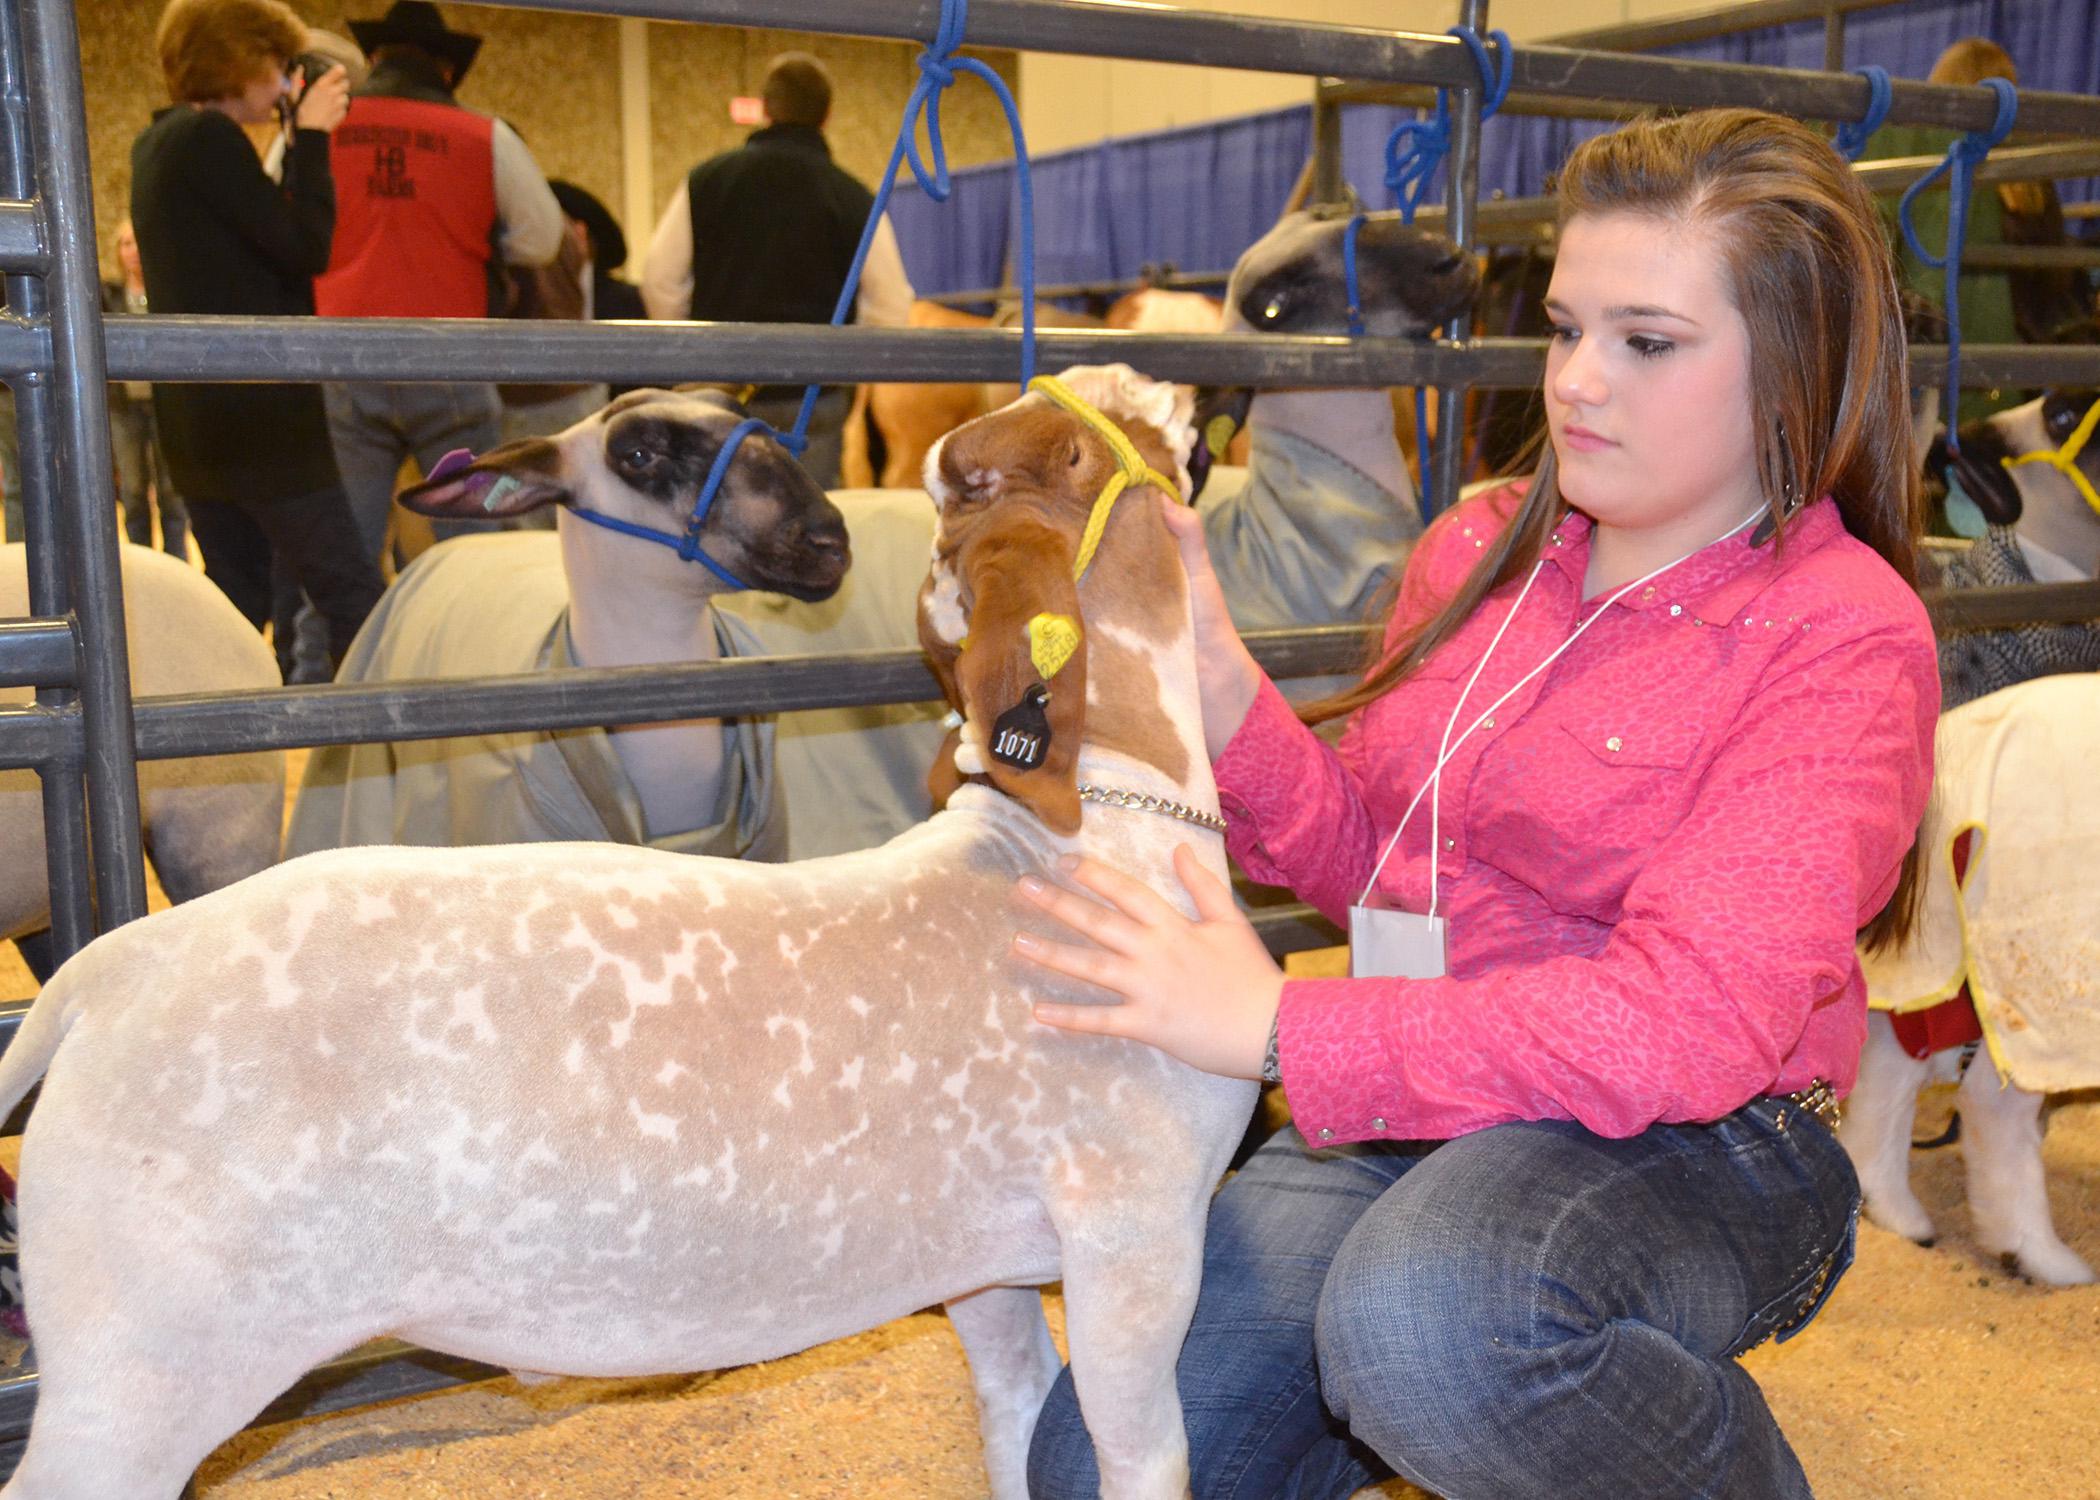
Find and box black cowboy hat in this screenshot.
[549,180,628,273]
[349,3,482,82]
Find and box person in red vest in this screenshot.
[313,1,561,559]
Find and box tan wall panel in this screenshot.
[74,3,1015,286]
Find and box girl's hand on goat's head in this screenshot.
[1159,496,1262,759]
[1015,845,1280,1080]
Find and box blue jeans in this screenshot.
[322,380,506,558]
[1029,1102,1859,1500]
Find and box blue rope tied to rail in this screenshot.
[1831,64,1892,161]
[787,0,1037,451]
[1897,76,2018,453]
[1341,25,1510,515]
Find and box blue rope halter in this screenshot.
[1897,76,2019,454]
[562,416,772,589]
[1341,24,1510,513]
[785,0,1038,451]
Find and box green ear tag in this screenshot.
[481,474,525,512]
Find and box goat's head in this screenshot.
[397,388,851,600]
[917,364,1199,835]
[1929,389,2100,532]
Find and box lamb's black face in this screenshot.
[1930,389,2100,530]
[597,393,849,601]
[1224,211,1478,339]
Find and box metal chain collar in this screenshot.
[1075,782,1228,834]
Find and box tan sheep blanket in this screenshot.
[1861,673,2100,1092]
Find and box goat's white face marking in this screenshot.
[922,560,969,647]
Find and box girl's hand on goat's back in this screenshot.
[1014,845,1280,1080]
[1159,496,1262,760]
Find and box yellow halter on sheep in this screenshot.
[1026,374,1189,581]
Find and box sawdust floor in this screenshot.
[6,854,2100,1496]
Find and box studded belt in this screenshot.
[1768,1077,1841,1133]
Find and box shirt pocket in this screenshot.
[1489,709,1711,913]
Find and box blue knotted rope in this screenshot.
[1897,76,2019,453]
[1831,64,1892,161]
[1341,25,1511,514]
[787,0,1037,452]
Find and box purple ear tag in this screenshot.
[427,447,477,481]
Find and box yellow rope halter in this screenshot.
[1026,374,1186,580]
[2001,393,2100,520]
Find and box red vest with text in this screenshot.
[315,95,497,319]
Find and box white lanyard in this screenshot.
[1356,506,1765,915]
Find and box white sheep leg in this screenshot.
[945,1284,1064,1500]
[1054,1212,1205,1500]
[1,1331,328,1500]
[1956,1061,2096,1286]
[1839,1010,1938,1245]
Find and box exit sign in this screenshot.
[729,96,764,125]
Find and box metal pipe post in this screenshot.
[0,0,91,956]
[1428,0,1487,521]
[20,0,146,929]
[1311,81,1344,206]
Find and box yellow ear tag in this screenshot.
[1026,612,1081,680]
[1204,413,1239,456]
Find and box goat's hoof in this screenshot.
[2006,1242,2098,1288]
[1861,1192,1937,1247]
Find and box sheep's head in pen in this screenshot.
[1187,209,1482,495]
[1930,388,2100,537]
[918,365,1198,836]
[396,388,851,599]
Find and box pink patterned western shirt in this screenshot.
[1215,486,1940,1143]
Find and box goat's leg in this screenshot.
[1839,1010,1938,1245]
[1956,1061,2096,1286]
[946,1284,1063,1500]
[1054,1208,1205,1500]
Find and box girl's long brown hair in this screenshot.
[1306,109,1927,950]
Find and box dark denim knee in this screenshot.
[1026,1365,1100,1500]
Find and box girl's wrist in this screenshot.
[1200,647,1263,760]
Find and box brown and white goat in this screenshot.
[0,366,1252,1500]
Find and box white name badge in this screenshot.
[1349,895,1448,980]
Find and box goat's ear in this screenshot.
[397,439,570,518]
[940,512,1088,834]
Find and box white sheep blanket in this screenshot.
[1862,672,2100,1092]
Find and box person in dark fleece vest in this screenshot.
[312,1,562,561]
[641,51,914,488]
[129,0,384,681]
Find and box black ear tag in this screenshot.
[989,683,1053,770]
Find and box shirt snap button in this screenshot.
[1606,736,1623,752]
[1443,837,1456,851]
[1483,717,1495,729]
[1669,604,1682,617]
[1317,1127,1335,1142]
[1371,1117,1387,1131]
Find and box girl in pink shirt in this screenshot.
[1020,111,1938,1498]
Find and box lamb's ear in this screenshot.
[944,511,1088,834]
[397,440,570,519]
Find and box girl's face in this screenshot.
[1543,211,1767,544]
